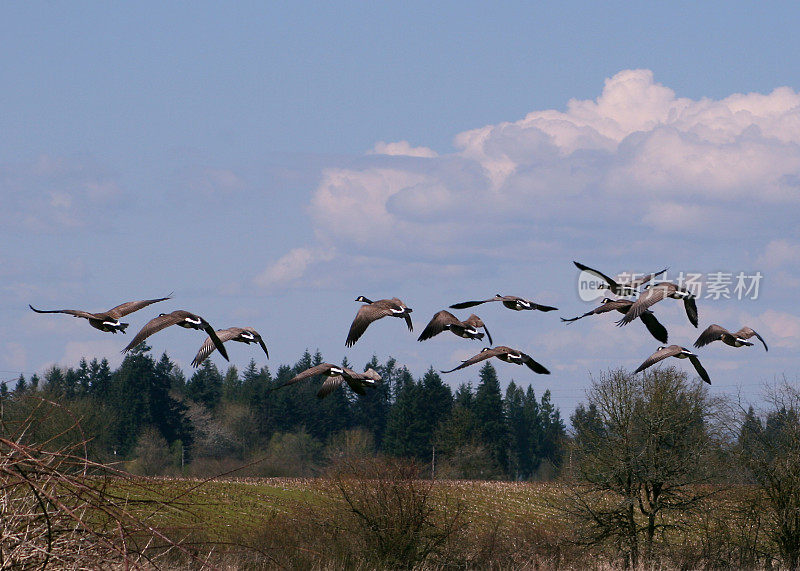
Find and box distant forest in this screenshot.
[1,345,565,479]
[6,352,800,568]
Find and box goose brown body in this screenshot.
[191,326,269,367]
[345,296,413,347]
[573,261,667,296]
[617,282,698,328]
[450,294,557,312]
[694,324,768,351]
[274,363,382,399]
[29,295,171,334]
[562,297,668,343]
[123,310,229,361]
[417,310,492,344]
[634,345,711,384]
[441,346,550,375]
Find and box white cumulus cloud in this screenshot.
[370,140,438,158]
[758,240,800,269]
[757,310,800,349]
[265,69,800,290]
[254,247,334,288]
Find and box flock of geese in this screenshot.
[28,261,768,399]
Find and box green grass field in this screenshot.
[114,476,566,535]
[2,459,771,570]
[96,476,574,565]
[101,474,768,569]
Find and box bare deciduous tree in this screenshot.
[565,367,724,567]
[326,456,465,568]
[738,379,800,569]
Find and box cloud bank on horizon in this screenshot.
[257,69,800,289]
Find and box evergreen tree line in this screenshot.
[7,350,800,567]
[1,344,565,479]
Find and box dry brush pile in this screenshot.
[0,397,210,569]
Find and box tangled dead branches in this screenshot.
[0,396,207,570]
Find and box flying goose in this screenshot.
[122,310,229,361]
[345,296,413,347]
[694,324,768,351]
[561,297,668,343]
[274,363,382,399]
[440,346,550,375]
[573,261,668,297]
[616,282,698,328]
[450,294,557,312]
[417,311,493,344]
[634,345,711,384]
[28,295,171,334]
[190,327,269,367]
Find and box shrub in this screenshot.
[0,397,205,568]
[325,455,466,568]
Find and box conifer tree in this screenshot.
[186,359,224,410]
[539,389,566,468]
[77,358,91,395]
[474,363,508,474]
[434,382,479,457]
[152,353,192,447]
[351,355,391,448]
[504,381,528,478]
[13,373,27,395]
[43,365,65,396]
[87,358,112,395]
[221,365,241,403]
[383,367,419,457]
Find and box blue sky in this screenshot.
[2,2,798,417]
